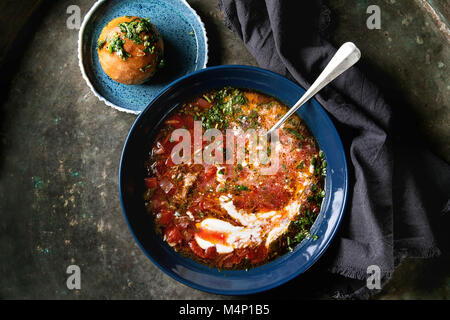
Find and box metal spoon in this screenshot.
[265,42,361,137]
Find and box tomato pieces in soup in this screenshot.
[144,88,326,269]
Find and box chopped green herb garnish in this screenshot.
[285,127,304,140]
[119,17,153,45]
[234,184,249,191]
[249,109,258,119]
[201,88,251,129]
[232,94,247,105]
[203,95,212,103]
[321,160,327,177]
[107,33,130,60]
[144,45,156,55]
[97,39,106,49]
[139,64,152,72]
[294,231,307,243]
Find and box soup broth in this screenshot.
[143,88,326,269]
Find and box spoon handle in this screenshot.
[266,42,361,136]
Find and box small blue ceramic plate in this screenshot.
[78,0,208,114]
[119,66,348,295]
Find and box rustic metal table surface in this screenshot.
[0,0,448,299]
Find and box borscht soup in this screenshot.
[143,87,326,269]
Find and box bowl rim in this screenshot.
[77,0,209,114]
[118,65,348,295]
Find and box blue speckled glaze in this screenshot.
[119,66,348,295]
[80,0,207,113]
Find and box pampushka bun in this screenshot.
[97,16,164,85]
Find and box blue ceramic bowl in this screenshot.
[78,0,208,114]
[119,65,348,295]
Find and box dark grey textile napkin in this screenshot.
[218,0,450,290]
